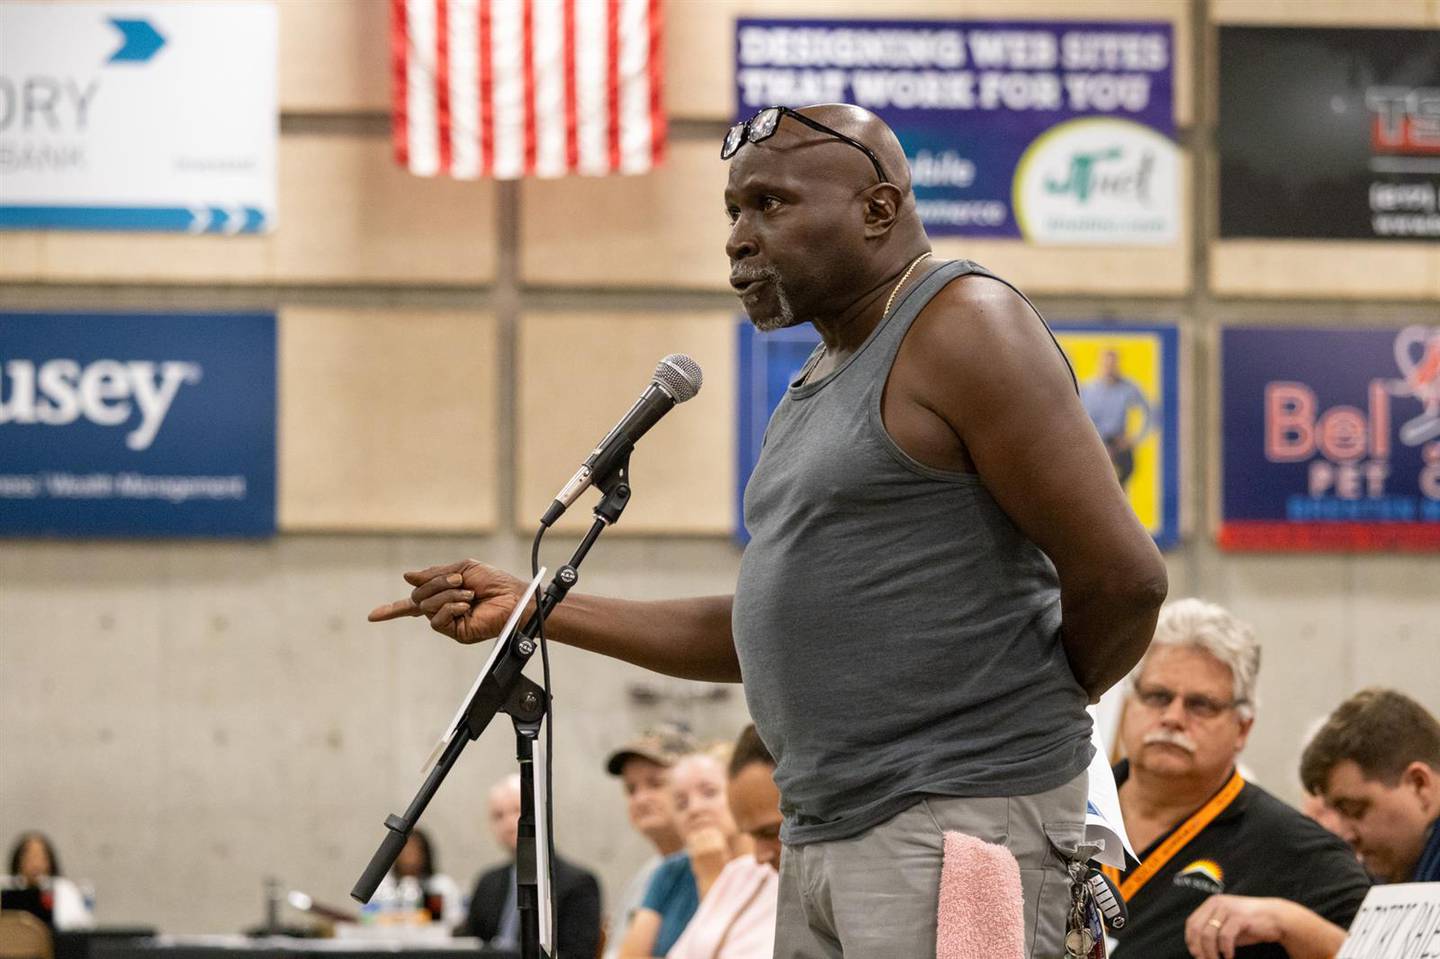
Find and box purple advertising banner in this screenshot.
[1220,326,1440,551]
[734,18,1178,243]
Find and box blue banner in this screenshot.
[1220,326,1440,551]
[736,318,1181,548]
[734,18,1178,243]
[0,311,276,537]
[736,322,819,543]
[0,205,268,233]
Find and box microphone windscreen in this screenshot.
[654,354,703,402]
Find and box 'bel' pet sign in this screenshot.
[1220,326,1440,551]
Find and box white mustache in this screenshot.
[732,266,778,285]
[1144,729,1198,753]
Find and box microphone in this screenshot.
[540,354,703,526]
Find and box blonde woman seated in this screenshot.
[667,726,780,959]
[619,748,754,958]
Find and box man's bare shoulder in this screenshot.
[906,270,1055,373]
[931,270,1026,310]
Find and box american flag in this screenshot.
[391,0,666,179]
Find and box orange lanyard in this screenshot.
[1103,771,1245,902]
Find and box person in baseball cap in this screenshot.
[601,722,698,959]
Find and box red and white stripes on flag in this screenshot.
[391,0,665,179]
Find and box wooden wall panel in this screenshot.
[1210,0,1440,26]
[0,229,271,285]
[0,136,496,286]
[1210,241,1440,300]
[668,0,1194,127]
[278,0,390,113]
[0,234,45,282]
[516,312,737,534]
[273,135,496,284]
[279,307,499,531]
[521,140,730,290]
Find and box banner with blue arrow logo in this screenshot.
[0,2,276,234]
[107,17,166,63]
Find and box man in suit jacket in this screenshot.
[457,773,602,958]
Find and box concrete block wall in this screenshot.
[2,0,1438,935]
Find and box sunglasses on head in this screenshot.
[721,106,890,185]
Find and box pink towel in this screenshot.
[936,831,1027,959]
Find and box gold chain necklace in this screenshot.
[882,250,934,319]
[803,251,934,386]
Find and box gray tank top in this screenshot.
[732,259,1093,846]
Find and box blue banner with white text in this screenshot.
[0,311,276,537]
[734,18,1178,243]
[1220,326,1440,551]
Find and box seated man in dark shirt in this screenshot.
[1302,688,1440,884]
[1180,687,1440,958]
[457,773,602,956]
[1106,599,1371,959]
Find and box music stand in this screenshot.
[353,455,638,959]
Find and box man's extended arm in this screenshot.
[369,560,742,682]
[910,278,1168,701]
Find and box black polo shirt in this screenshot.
[1108,761,1372,959]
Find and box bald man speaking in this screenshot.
[372,104,1167,958]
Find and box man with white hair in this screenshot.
[1105,599,1371,959]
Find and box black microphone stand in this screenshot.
[351,456,635,959]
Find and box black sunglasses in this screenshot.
[722,106,890,185]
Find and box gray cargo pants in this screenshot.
[773,769,1088,959]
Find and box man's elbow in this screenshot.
[1116,532,1169,606]
[1074,551,1168,614]
[1126,561,1169,616]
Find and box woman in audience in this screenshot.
[372,827,466,926]
[667,725,780,959]
[619,748,753,958]
[601,724,693,959]
[6,831,94,929]
[374,823,463,921]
